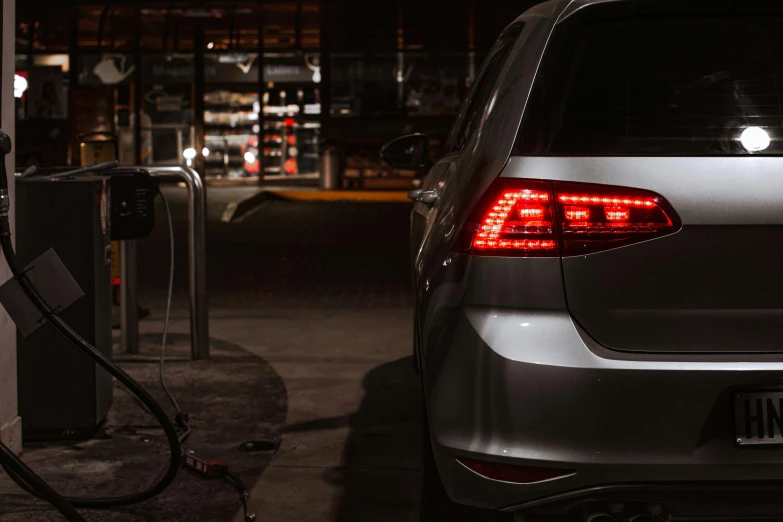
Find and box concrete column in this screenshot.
[0,0,21,454]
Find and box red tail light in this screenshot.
[456,179,680,257]
[456,456,574,484]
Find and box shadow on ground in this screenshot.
[283,356,422,521]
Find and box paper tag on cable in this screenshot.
[0,248,84,337]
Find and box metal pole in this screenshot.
[144,165,209,360]
[120,240,139,354]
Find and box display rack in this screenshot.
[261,84,321,179]
[203,89,260,180]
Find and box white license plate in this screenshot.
[735,391,783,446]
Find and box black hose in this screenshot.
[43,160,119,180]
[0,221,182,507]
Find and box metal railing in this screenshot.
[119,165,209,360]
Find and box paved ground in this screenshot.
[0,333,286,522]
[138,187,421,521]
[137,187,413,309]
[1,186,420,521]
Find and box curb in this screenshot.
[222,190,410,223]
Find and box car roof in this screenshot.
[512,0,610,24]
[519,0,763,25]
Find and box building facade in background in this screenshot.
[13,1,537,188]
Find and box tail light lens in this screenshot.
[456,179,680,257]
[456,179,557,256]
[456,456,574,484]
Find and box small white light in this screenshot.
[244,151,256,163]
[740,127,770,152]
[207,42,215,49]
[14,74,27,98]
[202,147,210,157]
[312,68,321,84]
[183,147,197,160]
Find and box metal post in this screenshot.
[120,240,139,354]
[145,166,209,360]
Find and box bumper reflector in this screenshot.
[456,456,574,484]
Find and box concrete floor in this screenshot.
[1,187,421,521]
[144,188,422,521]
[142,307,421,522]
[0,332,287,522]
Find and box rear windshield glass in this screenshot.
[516,16,783,156]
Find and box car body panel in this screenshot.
[501,156,783,354]
[411,12,561,306]
[409,0,783,513]
[425,255,783,510]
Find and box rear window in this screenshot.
[516,14,783,156]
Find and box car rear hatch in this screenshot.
[510,3,783,354]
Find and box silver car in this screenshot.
[383,1,783,520]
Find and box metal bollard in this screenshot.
[119,240,139,354]
[119,165,209,360]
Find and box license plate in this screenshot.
[735,391,783,446]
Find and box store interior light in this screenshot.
[207,42,215,49]
[14,74,27,98]
[244,151,256,163]
[183,147,197,160]
[202,147,210,157]
[312,68,321,83]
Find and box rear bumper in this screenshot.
[516,482,783,518]
[425,305,783,511]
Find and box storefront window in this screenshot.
[331,53,469,117]
[33,10,71,52]
[203,4,259,50]
[140,54,196,165]
[262,4,297,49]
[77,5,105,50]
[78,54,135,86]
[327,3,363,52]
[74,54,135,164]
[139,8,167,51]
[11,1,489,187]
[331,53,398,117]
[263,53,322,179]
[361,4,398,52]
[15,55,71,168]
[204,53,260,181]
[300,3,321,49]
[403,54,468,116]
[102,7,137,51]
[139,8,197,51]
[76,5,138,51]
[22,56,70,120]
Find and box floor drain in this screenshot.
[239,440,279,452]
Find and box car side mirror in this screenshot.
[380,133,430,172]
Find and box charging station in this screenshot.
[0,124,248,520]
[14,176,114,440]
[11,167,158,441]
